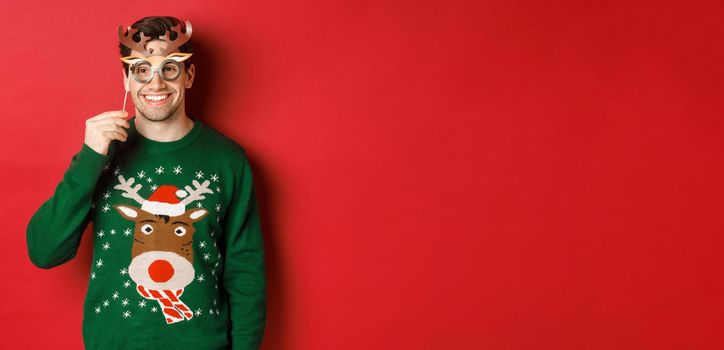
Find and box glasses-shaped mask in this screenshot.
[121,52,192,84]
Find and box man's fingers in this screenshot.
[99,125,128,138]
[87,110,128,122]
[115,116,131,129]
[105,130,128,141]
[91,115,131,130]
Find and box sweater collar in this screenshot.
[128,116,203,153]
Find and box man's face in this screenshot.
[124,39,195,122]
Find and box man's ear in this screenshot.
[185,63,195,89]
[122,68,130,91]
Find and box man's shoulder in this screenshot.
[199,120,249,159]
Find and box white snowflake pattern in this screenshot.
[203,253,211,261]
[102,242,110,250]
[96,230,105,238]
[209,308,214,315]
[102,204,110,212]
[103,300,110,307]
[110,229,116,235]
[151,184,158,191]
[137,170,146,178]
[151,307,158,313]
[95,306,101,313]
[173,165,182,174]
[216,186,221,192]
[114,166,121,175]
[123,280,131,288]
[195,308,202,316]
[215,203,221,212]
[120,268,128,275]
[112,291,119,299]
[95,259,104,268]
[121,298,129,307]
[122,310,131,318]
[197,274,205,282]
[155,166,165,174]
[124,228,132,236]
[195,170,204,179]
[196,202,203,208]
[146,177,153,183]
[103,191,111,199]
[199,241,207,249]
[138,300,147,308]
[90,272,96,279]
[211,174,218,182]
[103,162,110,171]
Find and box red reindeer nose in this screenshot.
[148,260,175,282]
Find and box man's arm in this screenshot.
[222,152,268,349]
[26,143,108,269]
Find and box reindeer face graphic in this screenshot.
[112,175,212,324]
[113,204,207,290]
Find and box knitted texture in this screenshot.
[27,116,267,349]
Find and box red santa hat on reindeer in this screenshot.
[141,185,189,216]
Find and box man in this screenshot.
[26,16,267,349]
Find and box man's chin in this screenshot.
[138,110,173,122]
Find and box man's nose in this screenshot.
[147,70,166,89]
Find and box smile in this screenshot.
[142,94,171,105]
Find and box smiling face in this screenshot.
[123,39,195,122]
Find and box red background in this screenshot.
[2,0,724,349]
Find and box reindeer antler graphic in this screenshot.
[180,179,213,206]
[113,175,213,207]
[113,175,147,205]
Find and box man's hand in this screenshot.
[84,111,130,155]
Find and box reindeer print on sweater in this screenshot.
[113,174,211,324]
[88,161,227,325]
[28,115,267,347]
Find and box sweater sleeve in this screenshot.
[26,143,108,269]
[222,152,268,350]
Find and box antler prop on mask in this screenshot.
[117,20,193,57]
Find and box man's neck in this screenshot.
[134,110,194,142]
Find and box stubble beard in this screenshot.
[135,93,182,123]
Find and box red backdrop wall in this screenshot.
[2,0,724,349]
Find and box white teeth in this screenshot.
[144,94,169,102]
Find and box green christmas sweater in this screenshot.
[26,116,267,349]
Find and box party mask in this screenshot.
[118,21,193,84]
[117,20,193,111]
